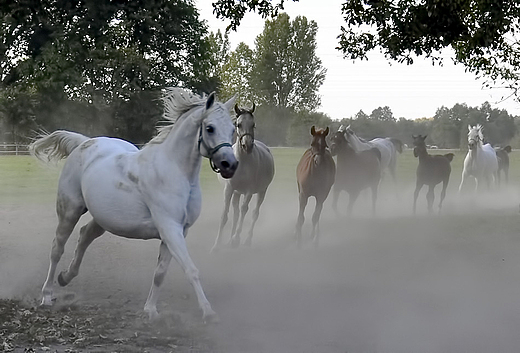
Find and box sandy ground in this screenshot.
[3,182,520,352]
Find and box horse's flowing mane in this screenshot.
[147,88,206,145]
[468,124,485,144]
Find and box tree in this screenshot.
[220,42,255,104]
[1,0,212,142]
[251,13,326,112]
[370,106,395,122]
[212,0,520,99]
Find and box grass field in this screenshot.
[1,147,518,205]
[4,147,520,352]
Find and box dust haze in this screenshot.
[3,179,520,353]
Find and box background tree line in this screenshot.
[1,1,519,149]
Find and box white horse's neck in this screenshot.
[347,132,371,152]
[144,109,203,182]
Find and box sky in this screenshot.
[196,0,520,121]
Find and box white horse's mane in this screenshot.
[147,88,207,145]
[468,124,485,142]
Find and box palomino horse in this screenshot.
[295,126,335,247]
[211,103,275,251]
[412,135,454,213]
[459,124,498,192]
[496,145,512,184]
[342,125,403,182]
[330,127,381,215]
[29,88,238,323]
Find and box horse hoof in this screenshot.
[203,311,220,324]
[230,237,240,248]
[57,272,69,287]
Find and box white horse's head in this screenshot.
[467,124,483,151]
[199,93,239,178]
[234,103,256,154]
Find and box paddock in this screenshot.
[2,148,520,352]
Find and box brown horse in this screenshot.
[295,126,336,247]
[330,128,381,216]
[496,145,511,185]
[412,135,454,214]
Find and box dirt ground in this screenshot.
[3,183,520,353]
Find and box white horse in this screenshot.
[29,88,238,323]
[211,103,275,251]
[459,124,498,192]
[341,125,403,181]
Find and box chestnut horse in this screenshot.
[412,135,454,213]
[295,126,336,247]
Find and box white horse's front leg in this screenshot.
[458,171,468,193]
[211,184,233,253]
[157,220,218,323]
[144,241,172,320]
[231,193,253,248]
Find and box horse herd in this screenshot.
[27,89,513,323]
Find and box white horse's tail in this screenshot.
[30,130,89,163]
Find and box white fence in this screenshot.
[0,144,30,155]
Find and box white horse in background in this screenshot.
[340,125,403,181]
[211,103,275,252]
[459,124,498,192]
[29,88,238,323]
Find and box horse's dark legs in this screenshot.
[144,241,172,320]
[347,190,360,216]
[426,185,435,213]
[58,220,105,286]
[413,182,424,214]
[438,179,449,213]
[311,198,325,247]
[41,196,85,306]
[231,193,253,248]
[244,190,267,247]
[295,193,308,248]
[331,186,340,217]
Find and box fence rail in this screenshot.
[0,144,30,155]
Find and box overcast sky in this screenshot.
[196,0,520,120]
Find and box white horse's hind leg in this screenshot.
[58,220,105,286]
[144,241,172,320]
[41,198,85,306]
[231,193,253,247]
[244,190,267,247]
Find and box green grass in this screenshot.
[1,148,519,205]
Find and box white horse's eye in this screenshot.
[206,126,215,134]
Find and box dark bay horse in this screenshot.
[496,145,512,184]
[295,126,336,247]
[330,128,381,215]
[412,135,454,214]
[212,103,275,251]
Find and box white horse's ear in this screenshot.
[338,125,345,132]
[206,92,216,110]
[251,102,255,113]
[468,124,472,132]
[224,95,236,112]
[324,127,330,136]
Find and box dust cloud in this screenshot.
[3,180,520,353]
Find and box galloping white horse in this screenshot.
[30,88,238,323]
[341,125,402,181]
[211,103,274,251]
[459,124,498,192]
